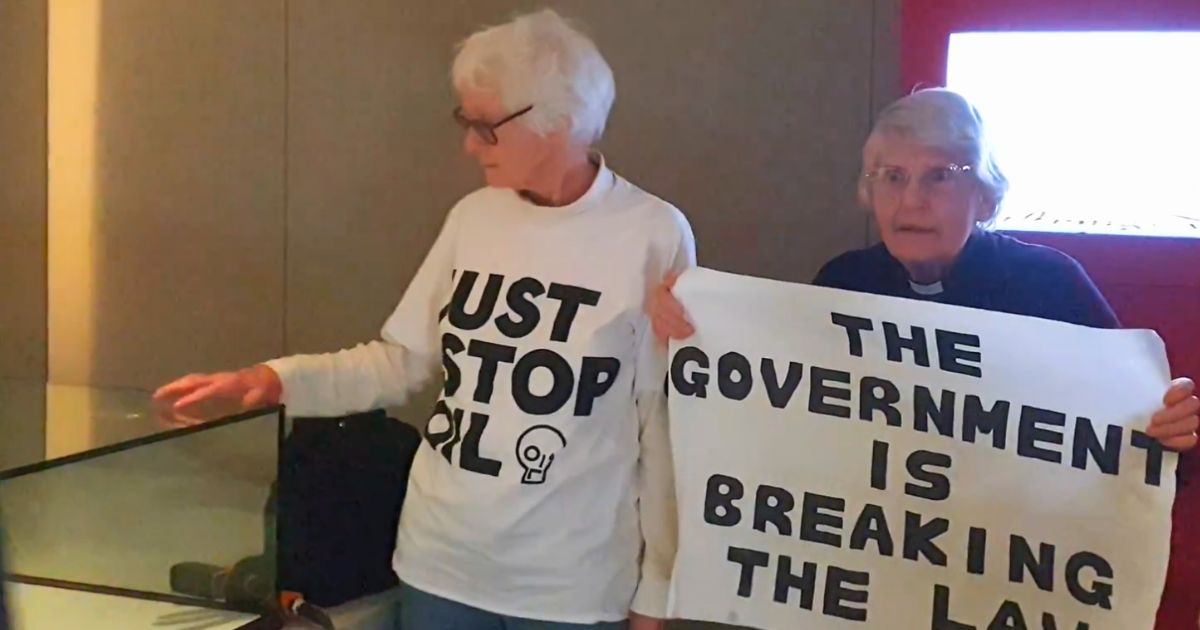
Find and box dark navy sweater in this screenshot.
[813,231,1120,329]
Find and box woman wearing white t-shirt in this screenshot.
[156,9,693,630]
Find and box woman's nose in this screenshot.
[902,178,930,209]
[463,129,480,155]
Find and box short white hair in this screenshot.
[859,88,1009,221]
[451,9,615,145]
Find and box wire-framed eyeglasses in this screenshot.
[864,163,974,197]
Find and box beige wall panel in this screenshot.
[872,0,903,115]
[285,0,485,356]
[0,0,48,380]
[867,0,902,244]
[567,0,878,283]
[48,0,286,388]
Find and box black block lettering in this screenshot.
[448,271,503,331]
[575,357,620,416]
[441,332,465,397]
[967,527,987,575]
[800,493,845,548]
[905,450,952,501]
[437,269,457,323]
[762,359,804,408]
[1071,416,1121,475]
[459,412,501,476]
[424,399,457,456]
[830,313,875,357]
[546,283,601,342]
[425,401,464,463]
[512,349,574,415]
[849,503,894,557]
[1066,551,1114,610]
[915,386,956,437]
[936,329,982,377]
[964,395,1010,449]
[496,277,546,339]
[823,566,870,621]
[754,485,795,536]
[467,340,517,405]
[809,367,852,418]
[1017,406,1066,464]
[718,352,754,401]
[883,322,930,367]
[870,440,889,491]
[931,584,975,630]
[860,376,901,426]
[903,512,948,566]
[1009,535,1055,592]
[774,556,817,609]
[987,601,1027,630]
[705,474,744,527]
[728,547,769,598]
[1131,430,1166,487]
[671,347,710,398]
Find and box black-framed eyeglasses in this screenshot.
[453,105,534,145]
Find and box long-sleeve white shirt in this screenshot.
[266,160,694,623]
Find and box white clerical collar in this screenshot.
[908,279,945,296]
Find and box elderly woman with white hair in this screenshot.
[650,87,1199,625]
[650,90,1199,455]
[157,9,691,630]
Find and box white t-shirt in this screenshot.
[266,161,695,623]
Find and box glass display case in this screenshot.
[0,378,285,629]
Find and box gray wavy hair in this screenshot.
[859,88,1010,224]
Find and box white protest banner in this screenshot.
[665,267,1176,630]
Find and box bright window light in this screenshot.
[947,32,1200,238]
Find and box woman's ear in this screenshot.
[974,190,999,225]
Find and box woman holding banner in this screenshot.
[648,87,1198,624]
[650,88,1198,447]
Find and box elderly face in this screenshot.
[867,135,991,276]
[456,88,562,190]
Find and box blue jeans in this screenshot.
[396,583,628,630]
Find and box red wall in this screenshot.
[902,0,1200,93]
[900,0,1200,387]
[901,2,1200,628]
